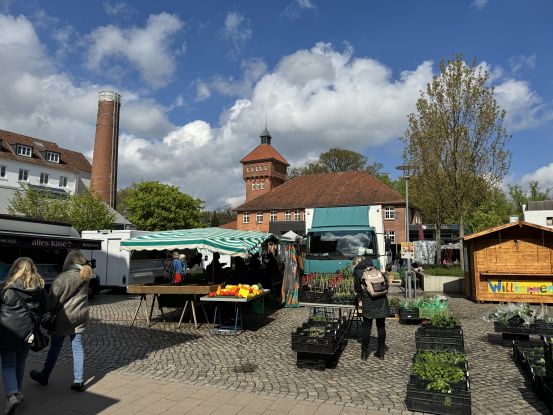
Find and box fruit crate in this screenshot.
[399,307,420,324]
[405,374,471,415]
[291,320,347,355]
[416,326,465,353]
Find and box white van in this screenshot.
[81,230,167,287]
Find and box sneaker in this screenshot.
[16,394,23,404]
[29,370,48,386]
[70,382,85,392]
[4,394,19,415]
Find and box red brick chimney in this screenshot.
[91,91,121,208]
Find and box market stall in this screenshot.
[120,227,274,327]
[463,221,553,304]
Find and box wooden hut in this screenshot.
[463,221,553,304]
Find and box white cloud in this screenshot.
[471,0,489,10]
[103,1,137,18]
[221,11,251,58]
[196,58,267,100]
[85,13,184,88]
[284,0,317,19]
[508,54,536,74]
[521,163,553,189]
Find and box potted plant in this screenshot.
[388,297,400,316]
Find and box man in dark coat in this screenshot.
[353,257,389,360]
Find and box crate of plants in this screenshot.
[291,318,347,355]
[296,338,347,370]
[416,315,465,353]
[299,272,336,304]
[487,303,535,334]
[531,318,553,336]
[388,297,401,317]
[544,336,553,381]
[406,351,471,415]
[330,276,357,305]
[400,300,420,324]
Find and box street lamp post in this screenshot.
[396,163,416,300]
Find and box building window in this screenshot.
[243,212,250,224]
[255,182,260,190]
[18,169,29,181]
[294,210,301,221]
[256,212,264,223]
[40,173,49,185]
[59,176,68,188]
[547,217,553,226]
[285,210,291,221]
[251,181,255,190]
[16,145,32,157]
[0,166,5,178]
[270,211,277,222]
[264,165,268,170]
[260,180,265,190]
[385,231,396,244]
[384,206,395,220]
[255,166,259,171]
[46,151,59,163]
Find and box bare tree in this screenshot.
[405,54,511,270]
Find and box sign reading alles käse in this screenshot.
[487,280,553,295]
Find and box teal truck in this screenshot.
[303,206,388,274]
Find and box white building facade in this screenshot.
[523,201,553,228]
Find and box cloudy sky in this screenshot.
[0,0,552,208]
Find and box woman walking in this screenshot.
[0,257,47,415]
[353,256,389,361]
[30,250,92,392]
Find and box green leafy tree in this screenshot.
[405,54,511,269]
[318,148,367,172]
[122,181,204,231]
[201,206,236,227]
[467,187,511,232]
[8,185,115,233]
[508,181,551,219]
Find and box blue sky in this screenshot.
[0,0,551,208]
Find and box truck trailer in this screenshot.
[81,230,167,287]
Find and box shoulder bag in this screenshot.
[14,290,49,352]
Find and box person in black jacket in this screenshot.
[353,256,389,361]
[0,257,47,415]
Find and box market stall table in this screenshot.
[200,289,270,336]
[127,284,218,328]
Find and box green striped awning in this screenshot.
[120,227,272,257]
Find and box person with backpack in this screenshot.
[353,256,390,361]
[0,257,47,415]
[30,250,92,392]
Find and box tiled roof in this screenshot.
[240,144,289,166]
[235,171,405,211]
[526,200,553,211]
[0,129,92,173]
[219,220,237,229]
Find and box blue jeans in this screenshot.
[1,346,29,396]
[41,334,84,383]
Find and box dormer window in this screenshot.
[46,151,60,163]
[16,144,32,157]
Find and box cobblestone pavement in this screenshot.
[26,292,550,415]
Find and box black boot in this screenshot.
[361,342,369,361]
[374,326,386,360]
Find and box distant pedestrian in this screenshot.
[172,251,184,283]
[353,256,389,361]
[30,250,92,393]
[201,255,209,271]
[1,257,47,415]
[179,254,187,278]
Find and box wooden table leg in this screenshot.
[131,295,145,326]
[178,301,190,328]
[143,295,151,326]
[147,294,157,326]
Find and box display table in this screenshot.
[127,284,218,328]
[200,289,271,336]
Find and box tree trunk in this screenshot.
[435,225,442,266]
[459,218,465,272]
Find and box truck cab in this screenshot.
[303,206,386,274]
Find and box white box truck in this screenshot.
[81,230,167,287]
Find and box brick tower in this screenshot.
[240,128,289,202]
[91,91,121,208]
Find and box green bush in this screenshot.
[423,265,463,277]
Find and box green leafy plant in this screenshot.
[430,314,460,328]
[413,351,467,396]
[388,297,400,309]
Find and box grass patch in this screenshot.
[423,265,463,277]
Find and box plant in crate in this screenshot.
[417,313,464,352]
[388,297,400,315]
[412,351,468,398]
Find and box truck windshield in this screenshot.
[308,230,376,259]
